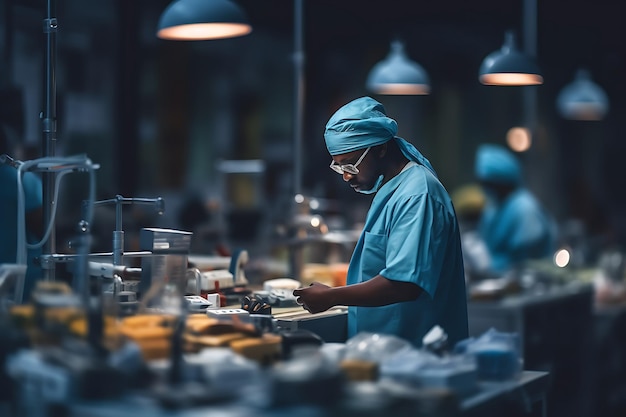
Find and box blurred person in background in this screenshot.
[474,143,557,276]
[451,183,492,281]
[0,123,43,302]
[293,96,468,347]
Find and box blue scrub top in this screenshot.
[479,188,556,273]
[0,165,43,299]
[346,163,469,347]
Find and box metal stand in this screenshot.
[41,0,58,282]
[289,0,305,280]
[89,195,165,267]
[293,0,304,197]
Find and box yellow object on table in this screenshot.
[339,359,378,381]
[230,333,282,365]
[301,263,349,287]
[119,314,178,361]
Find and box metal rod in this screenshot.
[113,196,124,266]
[521,0,541,199]
[523,0,537,57]
[41,0,58,281]
[288,0,305,280]
[40,251,154,263]
[522,0,538,136]
[3,0,14,83]
[293,0,304,196]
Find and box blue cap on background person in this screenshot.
[474,144,522,186]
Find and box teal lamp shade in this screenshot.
[557,69,609,121]
[366,41,430,95]
[479,31,543,86]
[157,0,252,40]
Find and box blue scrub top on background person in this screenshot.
[293,96,468,348]
[0,164,43,301]
[475,144,557,274]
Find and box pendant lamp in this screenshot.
[479,31,543,86]
[556,69,609,121]
[157,0,252,41]
[366,40,430,95]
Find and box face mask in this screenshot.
[357,174,384,194]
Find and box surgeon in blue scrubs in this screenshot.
[474,143,557,275]
[293,97,468,347]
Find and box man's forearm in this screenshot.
[328,275,421,307]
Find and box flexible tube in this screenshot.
[15,155,98,265]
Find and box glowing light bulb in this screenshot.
[554,249,571,268]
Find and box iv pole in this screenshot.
[288,0,306,280]
[293,0,304,197]
[41,0,58,281]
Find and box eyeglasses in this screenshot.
[329,147,371,175]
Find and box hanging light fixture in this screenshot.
[366,40,430,95]
[557,69,609,121]
[479,30,543,86]
[157,0,252,41]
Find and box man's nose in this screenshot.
[343,171,354,182]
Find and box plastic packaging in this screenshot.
[463,328,522,381]
[0,263,27,309]
[343,332,412,363]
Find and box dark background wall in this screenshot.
[1,0,625,255]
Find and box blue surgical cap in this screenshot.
[324,96,437,176]
[324,96,397,154]
[475,144,522,186]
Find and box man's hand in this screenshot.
[292,282,334,314]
